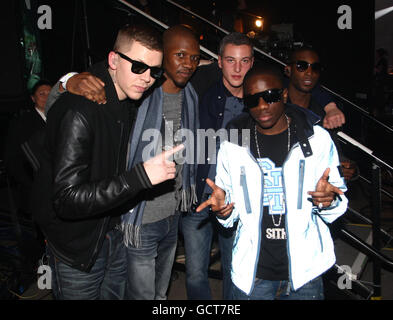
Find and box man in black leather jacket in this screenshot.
[30,24,181,300]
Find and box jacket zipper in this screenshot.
[240,166,252,214]
[242,136,311,292]
[283,134,314,290]
[297,160,305,209]
[243,122,316,292]
[281,142,299,290]
[244,149,264,294]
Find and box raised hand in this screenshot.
[323,102,345,129]
[143,144,184,186]
[67,72,107,104]
[196,178,234,218]
[307,168,344,209]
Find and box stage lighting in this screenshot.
[375,6,393,20]
[255,19,263,29]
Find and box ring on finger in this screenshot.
[318,203,323,209]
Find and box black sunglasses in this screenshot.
[244,89,284,109]
[115,51,164,80]
[292,60,323,73]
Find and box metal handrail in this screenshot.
[117,0,218,59]
[324,86,393,134]
[338,227,393,273]
[327,264,374,299]
[345,207,393,245]
[357,175,393,200]
[166,0,286,66]
[167,0,229,35]
[337,131,393,171]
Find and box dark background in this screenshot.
[39,0,375,102]
[0,0,391,301]
[248,0,375,101]
[2,0,376,105]
[375,0,393,67]
[0,0,380,160]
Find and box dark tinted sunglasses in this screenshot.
[244,89,284,109]
[116,51,164,80]
[292,60,322,73]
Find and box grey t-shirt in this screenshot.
[142,91,184,224]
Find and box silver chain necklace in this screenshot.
[162,91,183,147]
[254,114,290,227]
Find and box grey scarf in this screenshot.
[120,83,199,248]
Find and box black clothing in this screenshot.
[287,96,344,160]
[31,62,152,272]
[250,128,290,280]
[5,108,45,186]
[5,108,46,213]
[190,61,222,100]
[375,56,388,83]
[226,103,318,158]
[194,77,236,203]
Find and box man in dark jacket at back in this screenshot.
[31,24,182,300]
[285,46,357,181]
[5,80,51,216]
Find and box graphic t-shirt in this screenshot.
[250,126,291,280]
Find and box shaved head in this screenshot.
[163,25,199,51]
[160,24,200,92]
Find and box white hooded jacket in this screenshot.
[214,106,348,294]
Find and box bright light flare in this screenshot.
[375,6,393,20]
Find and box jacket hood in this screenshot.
[226,103,321,158]
[285,103,321,135]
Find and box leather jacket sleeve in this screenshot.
[52,109,151,220]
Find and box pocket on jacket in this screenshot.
[240,166,252,214]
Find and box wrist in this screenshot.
[323,102,337,112]
[216,211,231,220]
[58,82,65,93]
[59,72,78,91]
[124,162,153,191]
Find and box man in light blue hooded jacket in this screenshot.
[197,63,348,300]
